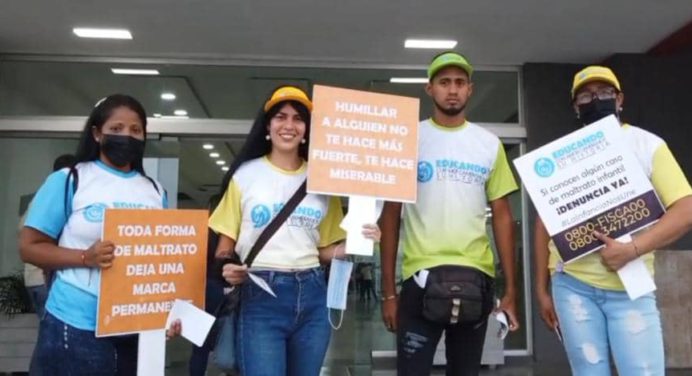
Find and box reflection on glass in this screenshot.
[0,60,518,123]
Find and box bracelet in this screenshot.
[381,294,397,301]
[632,240,642,257]
[80,251,87,266]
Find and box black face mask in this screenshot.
[100,134,145,167]
[577,98,618,125]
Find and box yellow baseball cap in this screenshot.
[428,52,473,80]
[571,66,621,98]
[263,86,313,112]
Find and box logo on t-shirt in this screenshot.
[251,204,272,228]
[534,157,555,178]
[417,161,434,182]
[83,203,108,223]
[433,159,489,185]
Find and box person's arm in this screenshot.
[379,201,401,332]
[597,195,692,270]
[534,217,559,330]
[598,143,692,270]
[19,169,115,270]
[317,224,380,264]
[489,197,519,331]
[20,227,114,269]
[318,242,344,264]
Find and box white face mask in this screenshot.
[326,258,353,330]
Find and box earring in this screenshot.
[300,139,306,144]
[265,134,271,141]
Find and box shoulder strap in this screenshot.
[64,165,79,219]
[243,180,307,267]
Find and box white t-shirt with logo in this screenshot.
[402,119,518,279]
[25,160,167,330]
[209,157,346,270]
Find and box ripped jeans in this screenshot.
[552,272,664,376]
[396,276,494,376]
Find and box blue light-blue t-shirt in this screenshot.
[24,160,167,330]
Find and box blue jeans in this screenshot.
[237,268,331,376]
[30,312,117,376]
[552,272,664,376]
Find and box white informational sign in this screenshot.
[514,116,665,299]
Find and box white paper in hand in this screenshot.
[342,196,377,256]
[614,234,656,300]
[494,311,509,340]
[166,299,215,347]
[249,273,277,298]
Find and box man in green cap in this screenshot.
[379,51,520,375]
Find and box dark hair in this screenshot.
[73,94,148,174]
[219,86,311,193]
[53,154,76,172]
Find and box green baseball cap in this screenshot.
[427,52,473,80]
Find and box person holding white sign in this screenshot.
[19,95,167,376]
[535,66,692,376]
[206,86,380,376]
[379,52,521,375]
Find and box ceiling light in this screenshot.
[174,109,188,116]
[203,144,214,150]
[390,77,428,84]
[111,68,159,75]
[153,113,162,118]
[221,166,230,171]
[161,93,176,101]
[209,152,220,158]
[73,28,132,40]
[216,160,226,165]
[404,39,457,49]
[160,115,189,119]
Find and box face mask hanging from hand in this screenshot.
[326,258,354,330]
[101,134,145,167]
[577,98,618,126]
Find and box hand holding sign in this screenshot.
[86,240,115,269]
[593,231,638,271]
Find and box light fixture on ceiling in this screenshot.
[221,166,229,171]
[404,39,457,49]
[216,160,226,165]
[161,115,189,119]
[73,27,132,40]
[209,152,220,158]
[161,93,176,101]
[390,77,428,84]
[153,113,162,118]
[203,144,214,150]
[174,109,188,116]
[111,68,159,75]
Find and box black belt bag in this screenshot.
[421,265,491,325]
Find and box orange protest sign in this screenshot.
[96,209,208,337]
[308,85,419,202]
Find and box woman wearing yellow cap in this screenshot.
[206,86,380,375]
[534,66,692,376]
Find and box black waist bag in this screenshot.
[422,265,490,325]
